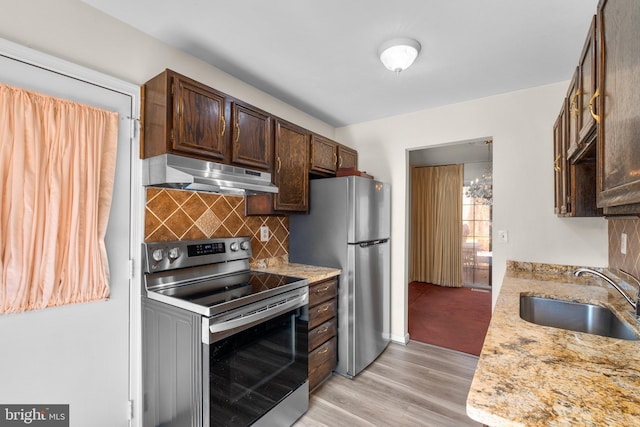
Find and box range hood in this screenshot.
[142,154,278,195]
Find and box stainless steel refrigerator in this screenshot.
[290,176,391,378]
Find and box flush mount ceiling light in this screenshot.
[378,38,421,73]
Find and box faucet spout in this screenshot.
[574,268,640,317]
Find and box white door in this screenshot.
[0,52,133,426]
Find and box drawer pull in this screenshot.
[317,305,330,313]
[316,326,329,334]
[318,347,329,355]
[315,285,330,294]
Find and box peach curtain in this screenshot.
[410,164,463,287]
[0,83,119,313]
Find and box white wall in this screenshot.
[336,82,608,343]
[0,0,334,139]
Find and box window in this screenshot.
[462,188,492,287]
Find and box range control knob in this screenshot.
[229,242,239,252]
[152,249,164,262]
[168,247,181,260]
[240,241,250,251]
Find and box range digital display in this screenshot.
[188,242,225,257]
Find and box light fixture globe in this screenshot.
[378,38,421,72]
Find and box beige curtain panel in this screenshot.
[410,164,463,287]
[0,83,119,313]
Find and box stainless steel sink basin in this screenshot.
[519,295,639,340]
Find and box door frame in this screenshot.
[0,37,144,426]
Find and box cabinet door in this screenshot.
[597,0,640,210]
[337,144,358,170]
[565,69,580,160]
[230,101,272,171]
[173,76,228,161]
[273,119,309,212]
[578,16,598,145]
[310,134,338,175]
[553,103,569,215]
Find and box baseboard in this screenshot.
[391,333,410,345]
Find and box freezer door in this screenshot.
[343,239,390,376]
[348,177,390,243]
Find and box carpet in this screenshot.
[408,281,491,356]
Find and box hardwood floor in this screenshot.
[295,340,481,427]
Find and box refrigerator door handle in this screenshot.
[358,238,389,248]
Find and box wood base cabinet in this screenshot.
[307,277,338,392]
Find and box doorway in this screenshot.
[407,138,493,354]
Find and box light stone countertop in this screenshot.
[466,262,640,426]
[251,255,341,284]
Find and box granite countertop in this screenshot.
[251,256,341,284]
[467,262,640,426]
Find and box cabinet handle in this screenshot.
[554,154,561,173]
[234,122,240,142]
[589,88,601,123]
[317,326,329,334]
[570,90,580,117]
[220,117,226,136]
[338,156,343,168]
[315,285,330,294]
[276,157,282,173]
[317,305,329,313]
[333,153,337,166]
[318,347,329,355]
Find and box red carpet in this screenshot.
[408,281,491,356]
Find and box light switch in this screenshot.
[498,230,509,243]
[621,233,627,255]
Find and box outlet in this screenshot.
[498,230,509,243]
[260,225,269,242]
[621,232,627,255]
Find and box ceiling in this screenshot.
[83,0,599,127]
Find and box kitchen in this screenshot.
[1,0,637,426]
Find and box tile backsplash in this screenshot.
[608,218,640,278]
[144,188,288,261]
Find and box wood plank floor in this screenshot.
[294,341,482,427]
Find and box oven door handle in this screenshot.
[205,292,308,343]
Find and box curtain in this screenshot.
[0,83,119,313]
[410,164,463,287]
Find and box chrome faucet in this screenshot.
[574,268,640,317]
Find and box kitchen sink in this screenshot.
[519,295,639,341]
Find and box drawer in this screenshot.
[308,278,338,307]
[309,337,337,391]
[308,318,337,351]
[308,298,337,330]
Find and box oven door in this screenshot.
[202,289,309,427]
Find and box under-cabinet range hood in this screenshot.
[142,154,278,195]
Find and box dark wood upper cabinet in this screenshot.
[273,119,309,212]
[597,0,640,213]
[554,102,569,216]
[230,100,272,171]
[141,69,228,161]
[565,69,580,160]
[310,134,338,175]
[554,93,601,218]
[337,144,358,170]
[577,16,598,146]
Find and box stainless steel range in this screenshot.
[141,237,309,427]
